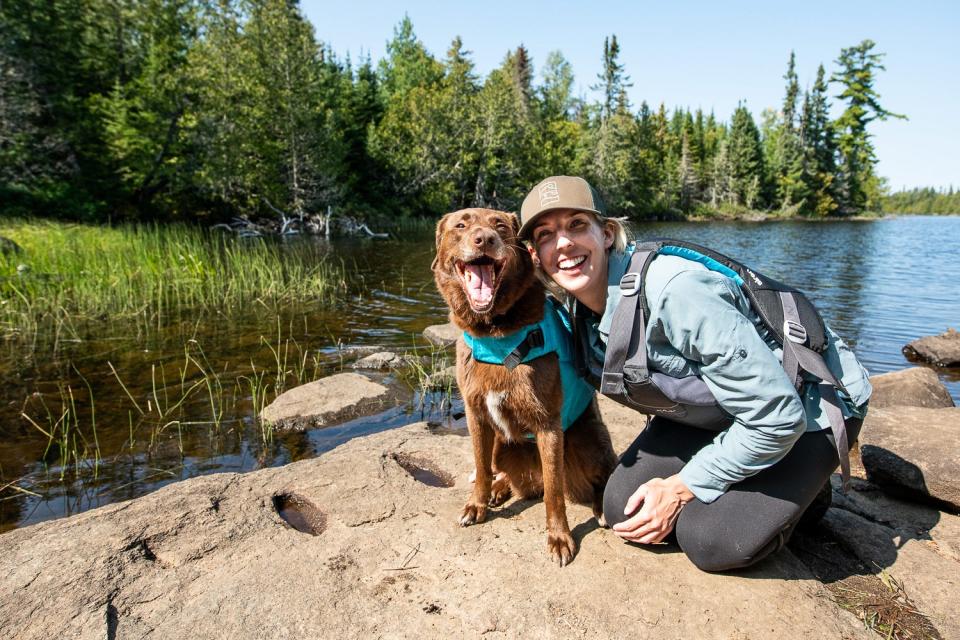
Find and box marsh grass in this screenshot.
[0,219,349,345]
[15,317,335,502]
[395,341,456,414]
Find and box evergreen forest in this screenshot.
[1,0,923,224]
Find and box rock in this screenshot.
[350,351,420,370]
[903,328,960,367]
[831,477,960,565]
[868,367,955,409]
[818,506,960,638]
[423,323,459,348]
[0,395,874,640]
[859,406,960,510]
[260,372,391,430]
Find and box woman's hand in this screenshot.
[611,474,695,544]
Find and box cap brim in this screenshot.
[518,206,603,241]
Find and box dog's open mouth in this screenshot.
[456,255,505,312]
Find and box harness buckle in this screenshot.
[783,320,807,345]
[527,328,545,349]
[619,273,642,297]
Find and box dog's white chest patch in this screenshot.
[485,391,512,441]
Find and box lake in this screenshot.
[1,215,958,532]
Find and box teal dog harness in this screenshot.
[462,299,594,431]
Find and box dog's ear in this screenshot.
[509,212,521,237]
[431,213,451,272]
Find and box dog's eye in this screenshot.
[455,222,466,229]
[496,222,508,231]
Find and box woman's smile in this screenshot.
[558,255,587,270]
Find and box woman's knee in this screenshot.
[602,467,634,528]
[675,520,786,572]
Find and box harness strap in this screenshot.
[779,291,850,491]
[601,250,655,395]
[502,328,545,371]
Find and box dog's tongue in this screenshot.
[464,263,494,306]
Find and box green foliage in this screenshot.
[830,40,907,215]
[882,187,960,214]
[0,12,910,222]
[727,104,766,209]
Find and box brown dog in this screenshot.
[432,207,616,566]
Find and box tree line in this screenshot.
[882,187,960,215]
[1,0,907,223]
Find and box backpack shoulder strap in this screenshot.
[600,246,660,396]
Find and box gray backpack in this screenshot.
[574,240,853,487]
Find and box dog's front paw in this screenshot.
[547,531,576,567]
[459,502,487,527]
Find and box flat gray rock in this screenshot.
[350,351,420,370]
[859,406,960,510]
[868,367,955,409]
[903,328,960,367]
[423,323,459,348]
[260,372,390,430]
[0,396,874,640]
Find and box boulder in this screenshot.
[260,372,390,430]
[351,351,420,370]
[903,328,960,368]
[0,396,874,640]
[423,323,459,348]
[817,505,959,638]
[867,367,955,409]
[859,406,960,510]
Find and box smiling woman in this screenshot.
[518,175,874,572]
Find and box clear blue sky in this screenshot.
[300,1,958,191]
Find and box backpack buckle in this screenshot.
[783,320,807,345]
[619,273,642,296]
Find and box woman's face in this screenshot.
[529,209,614,307]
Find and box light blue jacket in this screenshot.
[587,247,872,503]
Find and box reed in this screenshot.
[0,218,349,343]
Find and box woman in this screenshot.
[518,175,872,572]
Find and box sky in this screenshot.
[300,1,959,191]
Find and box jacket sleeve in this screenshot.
[654,269,807,504]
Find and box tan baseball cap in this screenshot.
[518,176,605,240]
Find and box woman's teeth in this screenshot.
[558,256,586,270]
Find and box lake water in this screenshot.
[1,215,958,532]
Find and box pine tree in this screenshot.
[771,52,806,210]
[539,50,574,120]
[727,104,766,208]
[678,131,698,212]
[377,15,444,102]
[592,35,632,121]
[830,40,906,214]
[799,65,838,216]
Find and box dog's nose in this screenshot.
[472,229,497,248]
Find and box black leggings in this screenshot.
[602,416,863,572]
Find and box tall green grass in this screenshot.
[0,219,348,341]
